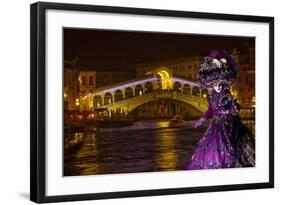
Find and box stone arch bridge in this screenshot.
[90,68,208,115]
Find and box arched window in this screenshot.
[104,92,113,105]
[114,90,123,102]
[173,81,182,92]
[125,87,134,99]
[192,86,200,96]
[93,95,102,107]
[183,84,191,94]
[135,84,143,96]
[144,82,153,93]
[81,76,87,86]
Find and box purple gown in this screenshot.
[186,88,255,170]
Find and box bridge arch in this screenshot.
[114,90,123,102]
[125,87,134,99]
[183,84,191,94]
[146,66,173,90]
[135,84,144,96]
[104,92,113,105]
[192,86,200,96]
[104,91,208,116]
[173,81,182,92]
[144,81,153,93]
[129,98,204,116]
[93,95,102,107]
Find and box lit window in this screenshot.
[89,76,94,86]
[81,76,86,86]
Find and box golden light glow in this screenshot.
[203,94,207,98]
[75,98,80,106]
[156,133,177,170]
[157,70,171,90]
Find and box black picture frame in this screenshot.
[30,2,274,203]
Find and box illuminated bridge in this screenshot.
[91,67,208,115]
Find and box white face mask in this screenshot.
[213,83,222,93]
[212,58,227,68]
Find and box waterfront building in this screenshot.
[231,48,255,106]
[79,71,97,111]
[64,58,80,110]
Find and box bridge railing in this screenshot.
[97,90,208,113]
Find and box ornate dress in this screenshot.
[186,88,255,170]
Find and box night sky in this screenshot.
[64,28,255,71]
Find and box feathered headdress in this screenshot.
[197,49,239,89]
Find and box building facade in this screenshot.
[79,71,97,111]
[136,48,255,107]
[64,48,255,114]
[231,48,255,106]
[64,58,80,110]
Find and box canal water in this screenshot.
[64,119,255,176]
[64,120,207,176]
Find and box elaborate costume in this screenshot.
[186,50,255,170]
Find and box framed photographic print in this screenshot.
[30,1,274,203]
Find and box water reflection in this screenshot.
[77,133,100,175]
[155,131,177,170]
[64,120,203,176]
[64,120,255,176]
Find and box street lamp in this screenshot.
[75,98,80,107]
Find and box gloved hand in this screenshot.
[193,117,206,129]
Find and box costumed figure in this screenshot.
[186,50,255,170]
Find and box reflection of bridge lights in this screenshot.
[108,98,111,104]
[139,90,142,96]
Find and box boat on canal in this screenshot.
[169,115,185,128]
